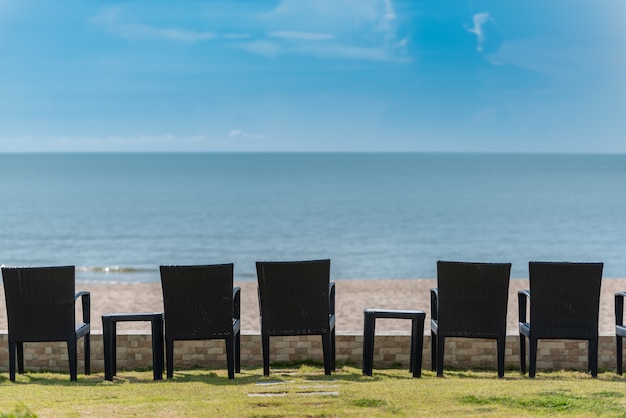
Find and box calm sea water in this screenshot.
[1,153,625,283]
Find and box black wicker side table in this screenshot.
[102,312,165,381]
[362,308,425,378]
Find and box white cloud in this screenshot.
[465,12,490,52]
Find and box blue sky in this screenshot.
[0,0,624,152]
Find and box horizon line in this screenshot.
[1,150,625,156]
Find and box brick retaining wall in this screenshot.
[0,332,619,375]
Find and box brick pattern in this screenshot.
[0,332,620,373]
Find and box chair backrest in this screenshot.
[529,262,603,339]
[436,261,511,337]
[256,259,331,334]
[2,266,76,342]
[160,264,235,339]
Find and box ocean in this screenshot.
[1,153,625,283]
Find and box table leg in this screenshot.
[362,313,376,376]
[110,321,117,377]
[151,315,164,380]
[411,316,424,378]
[410,318,416,374]
[103,318,113,381]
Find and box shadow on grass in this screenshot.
[6,362,626,386]
[1,373,104,387]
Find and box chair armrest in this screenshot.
[518,290,530,324]
[233,286,241,320]
[329,282,336,316]
[75,291,91,325]
[615,292,626,326]
[430,288,438,321]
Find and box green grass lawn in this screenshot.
[1,365,626,417]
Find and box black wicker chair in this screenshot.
[615,292,626,374]
[431,261,511,377]
[160,264,241,379]
[519,262,603,378]
[2,266,91,382]
[256,259,335,376]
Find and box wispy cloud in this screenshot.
[238,39,408,62]
[228,129,264,140]
[270,31,334,41]
[91,7,218,43]
[115,23,215,42]
[378,0,397,40]
[249,0,409,62]
[90,1,409,62]
[465,12,491,52]
[0,134,224,152]
[238,40,281,57]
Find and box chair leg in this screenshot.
[68,340,78,381]
[519,333,526,374]
[529,338,538,378]
[9,342,16,382]
[17,342,24,374]
[235,330,241,374]
[84,334,91,375]
[166,340,174,379]
[331,328,336,371]
[430,331,437,372]
[436,335,445,377]
[617,335,623,375]
[497,336,505,378]
[322,333,332,375]
[262,334,271,377]
[225,337,235,380]
[589,338,598,378]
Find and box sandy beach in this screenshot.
[0,278,623,335]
